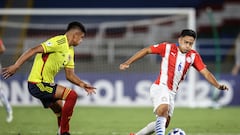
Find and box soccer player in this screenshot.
[0,39,13,123]
[120,29,229,135]
[231,33,240,75]
[2,22,96,135]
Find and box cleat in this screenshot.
[6,112,13,123]
[57,128,60,135]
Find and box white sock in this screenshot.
[0,90,13,114]
[136,121,155,135]
[155,117,166,135]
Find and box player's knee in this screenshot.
[50,101,62,113]
[156,104,168,117]
[67,90,78,101]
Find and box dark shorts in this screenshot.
[28,82,57,108]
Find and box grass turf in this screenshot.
[0,106,239,135]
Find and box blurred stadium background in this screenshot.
[0,0,239,106]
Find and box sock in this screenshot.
[58,115,61,127]
[60,90,77,134]
[0,90,13,114]
[54,112,61,128]
[57,112,62,134]
[136,121,155,135]
[155,117,166,135]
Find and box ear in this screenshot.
[178,37,181,43]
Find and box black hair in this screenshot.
[179,29,197,39]
[66,21,86,34]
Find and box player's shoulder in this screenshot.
[48,35,67,45]
[151,42,177,51]
[164,42,178,50]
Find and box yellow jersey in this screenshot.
[28,35,74,83]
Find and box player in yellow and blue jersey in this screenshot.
[2,22,96,135]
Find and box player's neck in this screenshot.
[65,32,73,46]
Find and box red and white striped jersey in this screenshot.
[150,42,206,92]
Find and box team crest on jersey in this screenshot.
[50,83,55,86]
[186,56,192,63]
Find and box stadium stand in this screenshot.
[0,0,239,73]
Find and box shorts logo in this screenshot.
[161,97,168,102]
[50,83,55,86]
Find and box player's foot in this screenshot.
[6,111,13,123]
[129,133,135,135]
[57,128,60,135]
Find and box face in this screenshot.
[178,36,195,53]
[71,29,85,46]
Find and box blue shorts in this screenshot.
[28,82,57,108]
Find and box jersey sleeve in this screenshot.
[150,42,166,57]
[41,35,68,53]
[192,52,206,71]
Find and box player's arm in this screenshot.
[119,47,152,70]
[199,68,228,90]
[2,45,44,79]
[0,40,6,54]
[64,67,96,95]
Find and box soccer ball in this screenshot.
[167,128,186,135]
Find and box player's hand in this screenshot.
[218,84,228,91]
[1,65,19,79]
[119,63,130,70]
[83,83,96,95]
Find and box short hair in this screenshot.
[66,21,86,34]
[179,29,197,39]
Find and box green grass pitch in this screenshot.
[0,106,240,135]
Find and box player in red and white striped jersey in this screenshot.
[120,29,228,135]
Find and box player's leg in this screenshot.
[155,104,168,135]
[165,115,171,128]
[0,89,13,123]
[232,41,240,75]
[28,82,77,135]
[165,91,175,129]
[150,84,170,135]
[54,85,78,135]
[134,115,171,135]
[135,121,155,135]
[50,100,63,133]
[133,102,173,135]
